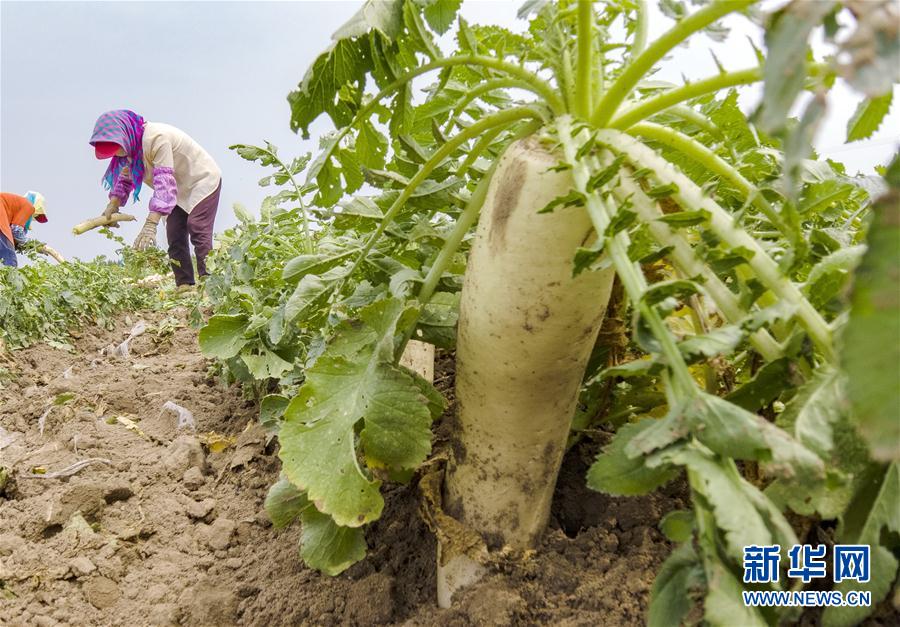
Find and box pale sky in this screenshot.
[1,1,896,262]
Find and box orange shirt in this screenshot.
[0,193,35,244]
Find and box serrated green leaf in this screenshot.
[704,553,768,627]
[333,0,404,40]
[847,92,894,142]
[659,510,694,543]
[421,0,461,34]
[647,543,701,627]
[822,463,900,627]
[241,348,293,380]
[663,446,775,561]
[657,209,710,227]
[198,314,249,359]
[643,279,701,307]
[725,358,797,412]
[587,419,680,496]
[260,394,290,433]
[604,209,637,237]
[538,190,585,214]
[265,476,311,528]
[756,0,836,134]
[687,393,824,484]
[299,508,368,576]
[279,299,436,527]
[844,187,900,462]
[777,367,847,457]
[283,249,358,281]
[678,325,745,362]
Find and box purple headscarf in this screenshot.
[89,110,146,202]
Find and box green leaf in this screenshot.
[265,476,310,528]
[198,314,249,359]
[299,507,368,576]
[822,463,900,627]
[756,0,836,134]
[646,183,679,199]
[416,291,459,349]
[284,267,348,323]
[686,393,825,485]
[538,190,585,214]
[278,298,437,527]
[421,0,461,35]
[678,325,745,362]
[642,279,701,307]
[283,249,358,281]
[725,358,797,412]
[260,394,290,433]
[660,446,777,563]
[657,209,710,227]
[846,92,894,142]
[659,510,694,543]
[805,245,866,308]
[572,243,605,277]
[647,543,701,627]
[588,419,680,496]
[844,187,900,462]
[357,121,388,169]
[777,367,847,457]
[288,38,370,137]
[604,209,637,237]
[241,348,293,380]
[704,553,768,627]
[332,0,404,40]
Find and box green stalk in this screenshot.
[628,121,789,234]
[456,126,505,179]
[344,107,544,284]
[265,150,315,254]
[442,78,539,135]
[396,162,499,358]
[558,116,697,395]
[306,55,562,187]
[561,48,577,113]
[609,175,783,362]
[576,0,594,117]
[630,0,649,59]
[592,0,753,126]
[609,67,761,130]
[598,129,836,361]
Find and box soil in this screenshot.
[0,310,685,626]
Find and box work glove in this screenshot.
[133,214,162,251]
[103,197,121,226]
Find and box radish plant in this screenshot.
[202,0,898,622]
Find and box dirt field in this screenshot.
[0,310,684,626]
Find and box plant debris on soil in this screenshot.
[1,310,687,626]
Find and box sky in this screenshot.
[1,0,897,263]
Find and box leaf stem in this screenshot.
[345,107,544,286]
[591,0,753,126]
[610,67,761,130]
[630,0,649,59]
[598,129,836,361]
[442,77,541,135]
[627,121,790,234]
[576,0,594,117]
[396,162,499,359]
[609,174,783,362]
[266,151,315,254]
[557,116,696,395]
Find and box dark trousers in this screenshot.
[166,180,221,286]
[0,234,17,267]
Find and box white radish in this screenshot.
[439,138,616,605]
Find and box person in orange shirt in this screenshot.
[1,191,48,267]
